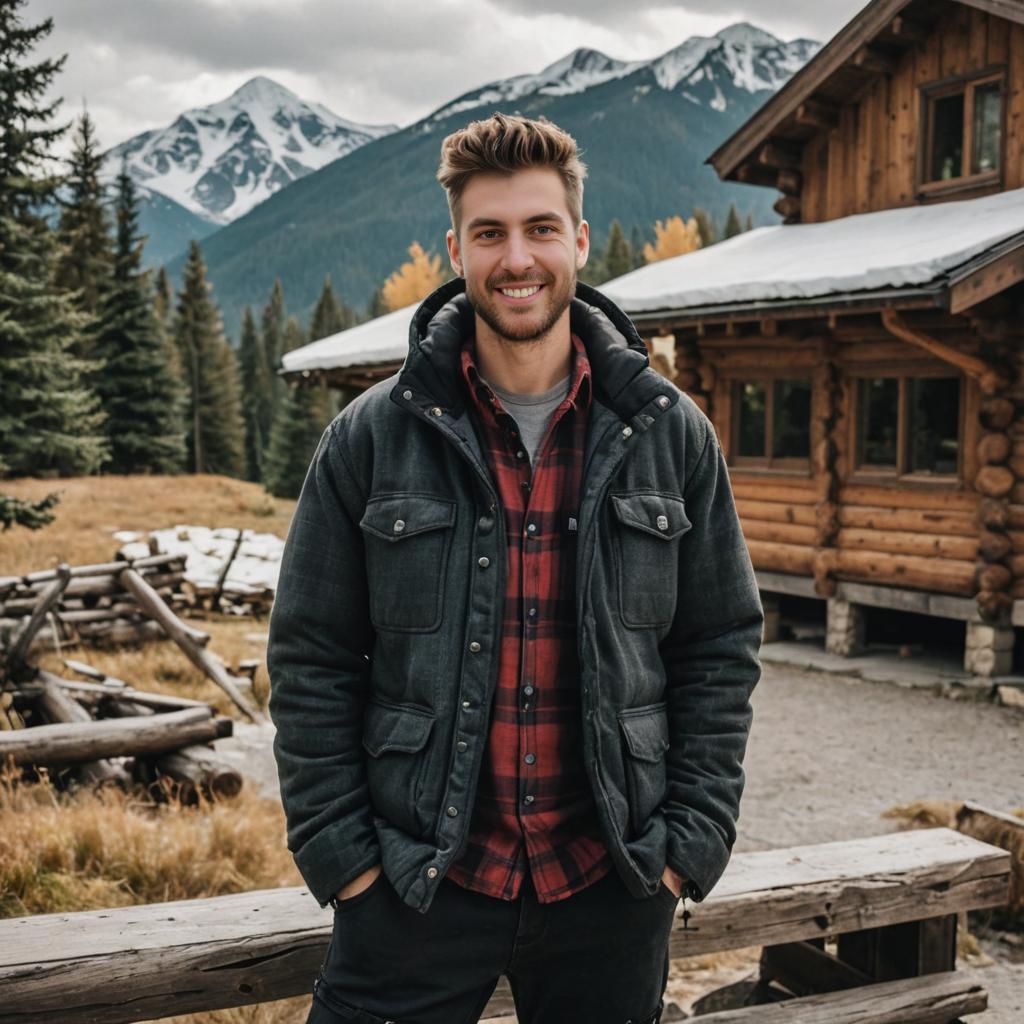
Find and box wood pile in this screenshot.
[0,552,188,652]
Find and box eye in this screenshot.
[533,225,556,234]
[478,229,500,240]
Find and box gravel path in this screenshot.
[221,660,1024,1020]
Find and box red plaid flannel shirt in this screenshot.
[445,330,613,903]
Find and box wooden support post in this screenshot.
[211,528,247,612]
[3,564,71,680]
[836,914,957,980]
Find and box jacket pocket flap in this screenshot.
[617,703,670,762]
[362,699,435,756]
[610,492,691,540]
[360,494,456,542]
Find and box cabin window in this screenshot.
[855,375,960,477]
[921,70,1004,194]
[733,377,811,469]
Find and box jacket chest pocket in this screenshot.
[609,491,691,628]
[359,493,456,632]
[617,702,670,836]
[362,697,435,836]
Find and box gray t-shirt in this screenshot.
[485,373,571,469]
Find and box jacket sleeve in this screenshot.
[266,419,380,907]
[659,417,763,903]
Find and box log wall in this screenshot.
[800,5,1024,223]
[698,315,995,601]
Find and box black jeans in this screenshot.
[308,867,680,1024]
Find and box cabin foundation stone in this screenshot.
[825,598,864,656]
[963,622,1014,677]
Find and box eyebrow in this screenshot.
[465,212,565,232]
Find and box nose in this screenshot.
[500,231,535,276]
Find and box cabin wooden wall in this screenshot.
[699,317,987,599]
[800,4,1024,223]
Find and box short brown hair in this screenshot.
[437,112,588,235]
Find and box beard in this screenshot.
[465,265,576,344]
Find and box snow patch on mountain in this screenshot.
[104,76,397,226]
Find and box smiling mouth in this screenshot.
[496,283,545,300]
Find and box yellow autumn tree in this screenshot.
[382,241,446,311]
[642,215,703,263]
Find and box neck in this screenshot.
[473,307,572,395]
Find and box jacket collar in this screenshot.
[392,277,677,425]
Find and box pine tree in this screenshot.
[642,215,702,263]
[1,491,59,530]
[238,305,273,482]
[260,277,287,420]
[310,273,355,340]
[724,203,743,239]
[745,213,755,232]
[0,0,109,478]
[173,240,245,476]
[692,207,717,248]
[55,109,112,330]
[154,266,173,325]
[263,317,331,499]
[92,164,186,473]
[382,241,445,311]
[629,225,646,270]
[603,220,634,280]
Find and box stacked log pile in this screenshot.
[0,553,186,651]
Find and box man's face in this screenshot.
[446,167,589,344]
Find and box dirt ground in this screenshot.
[223,658,1024,1021]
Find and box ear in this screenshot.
[446,227,463,277]
[575,218,590,270]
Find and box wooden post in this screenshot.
[812,335,842,597]
[3,564,71,680]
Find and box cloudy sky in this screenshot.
[27,0,863,156]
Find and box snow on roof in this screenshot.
[281,302,416,374]
[603,187,1024,315]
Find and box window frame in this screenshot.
[850,369,964,484]
[729,375,813,472]
[917,66,1006,200]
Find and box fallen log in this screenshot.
[119,568,264,724]
[0,706,230,767]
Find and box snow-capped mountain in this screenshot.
[104,76,397,226]
[429,23,818,125]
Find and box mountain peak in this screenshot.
[229,75,301,107]
[714,22,783,49]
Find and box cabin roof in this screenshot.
[708,0,1024,186]
[601,186,1024,325]
[281,301,415,375]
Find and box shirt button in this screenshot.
[523,685,535,697]
[516,449,526,459]
[446,806,459,817]
[524,753,536,765]
[526,522,537,535]
[523,794,535,804]
[456,740,468,752]
[426,866,438,878]
[527,607,537,619]
[469,641,481,653]
[478,556,490,568]
[462,700,472,709]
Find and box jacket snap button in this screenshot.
[456,740,468,752]
[656,395,670,409]
[430,406,443,417]
[446,806,459,817]
[478,556,490,568]
[656,515,668,531]
[402,389,413,400]
[393,519,406,533]
[622,426,633,438]
[426,866,438,878]
[462,700,472,709]
[469,641,481,652]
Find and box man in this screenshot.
[267,112,763,1024]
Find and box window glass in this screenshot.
[772,379,811,459]
[930,92,964,181]
[737,382,766,457]
[858,378,899,467]
[972,82,1002,174]
[907,378,959,474]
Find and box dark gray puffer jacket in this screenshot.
[267,276,763,915]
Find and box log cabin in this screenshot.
[281,0,1024,677]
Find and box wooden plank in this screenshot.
[837,505,977,537]
[731,478,818,504]
[681,971,987,1024]
[755,570,821,598]
[743,520,818,546]
[839,485,976,512]
[736,499,818,526]
[949,242,1024,313]
[834,549,977,595]
[762,939,872,995]
[746,539,816,576]
[835,582,981,621]
[836,527,977,560]
[1008,22,1024,191]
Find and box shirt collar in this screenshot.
[460,331,592,420]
